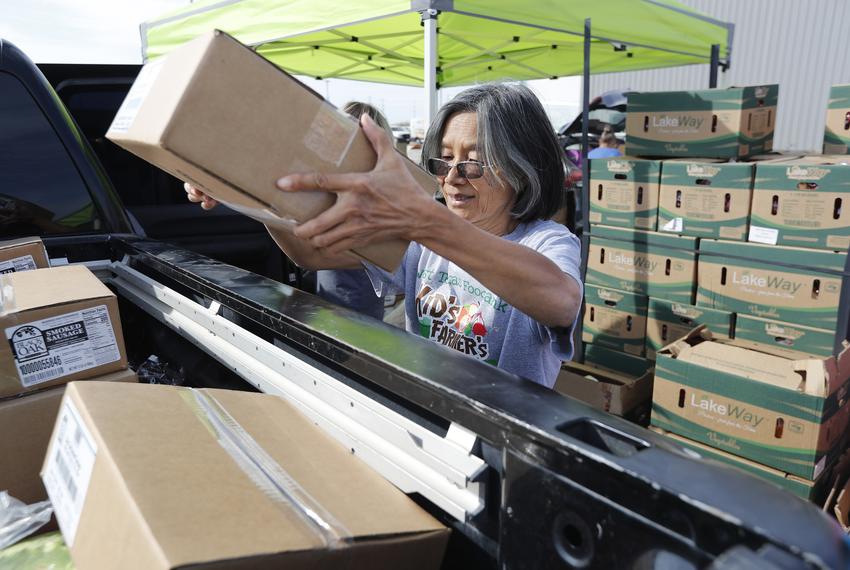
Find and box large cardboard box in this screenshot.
[42,382,448,570]
[748,156,850,250]
[625,85,778,158]
[0,236,49,273]
[586,225,698,303]
[588,158,661,229]
[555,346,653,417]
[651,427,828,502]
[651,327,850,479]
[697,239,846,330]
[582,284,647,356]
[107,30,435,271]
[0,370,137,507]
[734,314,837,359]
[824,84,850,154]
[658,161,754,240]
[645,298,734,360]
[0,265,127,399]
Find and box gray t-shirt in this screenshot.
[365,219,583,388]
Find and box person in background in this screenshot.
[312,101,393,319]
[187,84,583,388]
[587,125,622,159]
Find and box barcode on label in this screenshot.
[25,367,64,385]
[55,452,78,502]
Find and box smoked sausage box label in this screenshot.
[0,265,126,398]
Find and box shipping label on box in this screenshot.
[586,225,697,303]
[651,427,826,501]
[735,314,836,359]
[0,237,49,273]
[582,285,648,356]
[625,85,778,158]
[651,327,850,479]
[824,84,850,154]
[0,266,127,399]
[658,162,754,240]
[697,239,846,330]
[42,382,448,570]
[107,30,436,271]
[645,298,734,360]
[749,157,850,250]
[555,348,653,417]
[589,158,661,229]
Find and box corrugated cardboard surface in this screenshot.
[824,84,850,154]
[582,285,648,356]
[735,314,836,359]
[657,161,754,240]
[651,327,850,479]
[696,239,846,329]
[750,156,850,250]
[645,298,734,360]
[555,359,653,417]
[107,30,436,272]
[0,265,127,398]
[0,370,137,507]
[586,226,697,303]
[650,427,825,501]
[51,382,447,570]
[0,236,49,272]
[588,158,661,229]
[625,85,778,158]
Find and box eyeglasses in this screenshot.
[426,157,490,180]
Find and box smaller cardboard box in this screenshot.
[0,370,136,507]
[0,237,49,273]
[658,161,754,240]
[749,156,850,250]
[586,225,698,303]
[588,158,661,229]
[582,284,647,356]
[697,239,846,330]
[651,427,828,502]
[645,298,734,360]
[734,314,837,359]
[651,326,850,480]
[42,382,448,570]
[625,85,778,158]
[555,346,653,417]
[107,30,436,272]
[0,265,127,399]
[824,84,850,154]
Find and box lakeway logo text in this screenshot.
[686,164,720,178]
[731,271,802,294]
[608,251,657,273]
[652,115,704,129]
[690,393,764,429]
[786,166,830,181]
[606,160,632,174]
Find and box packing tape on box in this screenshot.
[304,106,359,168]
[181,388,351,547]
[0,276,15,316]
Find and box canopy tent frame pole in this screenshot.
[709,43,720,88]
[574,17,592,364]
[423,9,439,127]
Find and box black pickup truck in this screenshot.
[3,38,849,569]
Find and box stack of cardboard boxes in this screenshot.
[558,83,850,503]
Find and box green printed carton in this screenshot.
[626,85,778,158]
[582,284,648,356]
[824,84,850,154]
[749,156,850,250]
[586,225,698,303]
[651,326,850,479]
[697,239,846,330]
[651,427,830,502]
[589,158,661,229]
[645,298,734,360]
[735,314,838,359]
[658,161,754,240]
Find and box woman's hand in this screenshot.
[184,183,219,210]
[276,114,437,255]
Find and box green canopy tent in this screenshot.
[142,0,733,124]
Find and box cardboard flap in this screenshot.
[792,360,829,397]
[678,341,805,391]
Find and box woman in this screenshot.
[188,84,582,388]
[587,125,622,159]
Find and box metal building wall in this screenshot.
[589,0,850,152]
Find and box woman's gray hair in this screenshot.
[421,83,565,222]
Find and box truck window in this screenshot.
[0,72,101,237]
